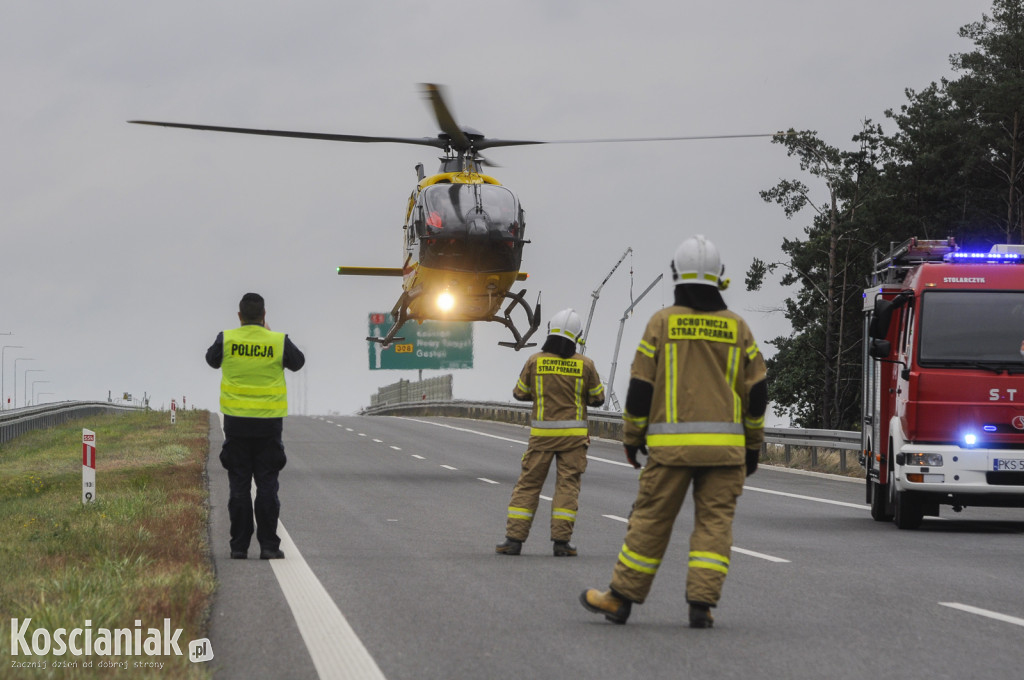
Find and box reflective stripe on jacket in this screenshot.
[220,325,288,418]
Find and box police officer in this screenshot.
[495,308,605,556]
[206,293,305,560]
[580,235,767,627]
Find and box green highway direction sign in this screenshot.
[368,313,473,370]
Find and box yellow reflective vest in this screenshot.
[623,306,767,466]
[513,351,604,452]
[220,325,288,418]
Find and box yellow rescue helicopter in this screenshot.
[131,84,777,349]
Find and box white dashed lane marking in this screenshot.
[348,417,796,564]
[940,602,1024,627]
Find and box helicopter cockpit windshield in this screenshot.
[414,183,525,273]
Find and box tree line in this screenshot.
[747,0,1024,430]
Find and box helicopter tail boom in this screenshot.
[337,266,406,277]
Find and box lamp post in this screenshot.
[31,380,51,406]
[13,358,35,409]
[24,370,45,406]
[1,345,23,411]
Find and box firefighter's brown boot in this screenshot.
[689,603,714,629]
[579,589,632,624]
[552,540,577,557]
[495,537,523,555]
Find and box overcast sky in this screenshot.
[1,1,995,421]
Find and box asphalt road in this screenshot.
[205,413,1024,680]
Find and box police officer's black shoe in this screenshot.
[495,537,523,555]
[552,540,577,557]
[689,603,714,629]
[580,589,632,624]
[230,550,247,559]
[260,548,285,560]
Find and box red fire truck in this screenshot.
[862,237,1024,528]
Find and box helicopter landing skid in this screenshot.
[366,335,406,347]
[366,289,539,350]
[366,294,412,347]
[496,289,542,351]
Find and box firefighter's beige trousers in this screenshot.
[610,461,745,606]
[505,444,588,542]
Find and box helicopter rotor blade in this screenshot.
[419,83,473,152]
[476,132,785,150]
[128,120,448,149]
[476,154,500,169]
[543,132,786,144]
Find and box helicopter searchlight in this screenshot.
[130,83,782,350]
[437,291,456,313]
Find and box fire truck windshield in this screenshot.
[919,290,1024,367]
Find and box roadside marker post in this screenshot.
[171,398,177,424]
[82,429,96,504]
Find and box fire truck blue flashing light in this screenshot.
[944,251,1022,263]
[963,432,978,447]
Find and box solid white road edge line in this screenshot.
[404,417,865,484]
[743,485,867,510]
[601,514,790,563]
[401,419,637,469]
[405,418,861,511]
[217,414,387,680]
[939,602,1024,627]
[270,524,388,680]
[403,417,527,445]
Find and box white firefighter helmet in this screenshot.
[672,234,725,288]
[547,308,583,344]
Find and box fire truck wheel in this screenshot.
[869,480,889,522]
[893,489,924,530]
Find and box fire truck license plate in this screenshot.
[991,458,1024,471]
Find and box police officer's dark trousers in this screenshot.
[220,435,287,552]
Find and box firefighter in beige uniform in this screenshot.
[495,308,605,557]
[581,235,767,627]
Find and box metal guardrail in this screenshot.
[763,427,861,472]
[360,400,862,471]
[0,401,144,445]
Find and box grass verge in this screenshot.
[0,409,214,679]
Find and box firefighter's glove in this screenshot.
[625,444,647,470]
[745,449,760,477]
